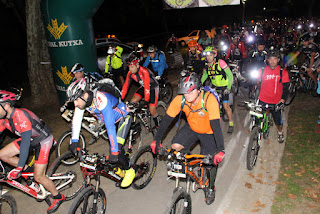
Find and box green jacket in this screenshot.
[201,59,233,90]
[105,46,123,73]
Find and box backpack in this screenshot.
[176,86,220,127]
[93,78,122,109]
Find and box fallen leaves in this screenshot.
[287,193,297,199]
[245,182,252,189]
[253,200,266,208]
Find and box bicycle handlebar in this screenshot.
[162,148,212,164]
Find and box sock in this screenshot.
[53,193,62,200]
[278,131,283,135]
[229,121,234,126]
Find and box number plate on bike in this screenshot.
[250,110,263,118]
[167,171,186,178]
[80,162,96,170]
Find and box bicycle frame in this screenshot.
[0,171,75,200]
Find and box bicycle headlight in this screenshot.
[247,35,254,43]
[222,45,228,51]
[249,69,259,79]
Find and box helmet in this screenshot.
[257,39,266,46]
[107,46,115,55]
[66,78,87,102]
[232,34,240,40]
[177,73,200,94]
[0,90,16,105]
[70,63,84,73]
[147,45,157,53]
[301,34,311,42]
[204,46,217,55]
[267,49,280,58]
[126,53,140,66]
[188,39,197,47]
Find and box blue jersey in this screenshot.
[72,91,128,154]
[143,51,168,76]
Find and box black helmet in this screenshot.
[126,53,140,66]
[301,34,311,42]
[257,39,266,46]
[147,45,157,53]
[267,49,280,58]
[177,73,200,94]
[70,63,84,73]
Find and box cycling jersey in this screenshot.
[105,46,123,73]
[166,91,220,134]
[201,59,233,89]
[225,41,246,60]
[121,66,158,102]
[258,65,290,104]
[72,91,128,154]
[0,108,52,167]
[143,51,168,77]
[298,43,320,59]
[251,49,267,62]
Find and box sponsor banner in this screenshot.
[163,0,240,9]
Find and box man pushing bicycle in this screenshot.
[0,90,64,213]
[150,72,225,204]
[67,78,135,188]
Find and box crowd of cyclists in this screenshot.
[0,16,319,213]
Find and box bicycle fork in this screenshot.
[92,175,101,213]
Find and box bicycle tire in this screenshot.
[130,145,157,190]
[263,117,271,139]
[285,81,297,106]
[247,127,260,170]
[68,186,106,214]
[164,188,192,214]
[55,131,86,166]
[0,194,17,214]
[151,101,167,136]
[47,151,85,200]
[160,82,173,104]
[309,80,319,97]
[231,75,239,96]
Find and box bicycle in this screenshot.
[157,148,213,214]
[285,65,319,106]
[244,101,274,170]
[0,151,85,213]
[228,59,242,96]
[69,146,157,213]
[158,76,173,104]
[56,100,166,166]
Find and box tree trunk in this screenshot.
[25,0,58,107]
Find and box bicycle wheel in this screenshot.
[47,151,85,200]
[55,130,86,166]
[0,194,17,214]
[285,81,297,106]
[309,80,319,97]
[160,82,173,104]
[247,127,260,170]
[150,101,167,136]
[130,145,157,190]
[164,187,192,214]
[231,75,239,96]
[69,186,106,214]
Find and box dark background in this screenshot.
[1,0,320,89]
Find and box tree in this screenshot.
[25,0,59,107]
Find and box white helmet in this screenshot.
[67,78,87,102]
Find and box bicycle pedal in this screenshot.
[115,182,121,188]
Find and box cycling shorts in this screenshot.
[171,123,218,155]
[301,58,320,71]
[258,101,282,126]
[112,67,124,78]
[13,135,54,165]
[215,86,229,103]
[134,86,159,107]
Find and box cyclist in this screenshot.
[197,30,211,50]
[165,34,179,53]
[104,45,125,88]
[257,49,289,143]
[143,45,168,80]
[266,31,280,50]
[286,34,319,87]
[67,78,136,188]
[0,91,65,213]
[201,46,234,135]
[122,54,161,127]
[184,39,205,75]
[151,72,225,205]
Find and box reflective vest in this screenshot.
[206,60,229,87]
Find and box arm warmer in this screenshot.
[154,114,175,142]
[281,82,289,101]
[210,119,225,152]
[18,130,32,168]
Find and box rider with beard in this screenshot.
[67,78,136,188]
[184,39,205,75]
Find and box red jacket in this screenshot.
[226,41,246,60]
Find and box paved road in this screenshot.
[7,67,288,214]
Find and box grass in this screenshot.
[272,93,320,214]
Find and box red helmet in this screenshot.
[0,90,16,104]
[188,39,197,47]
